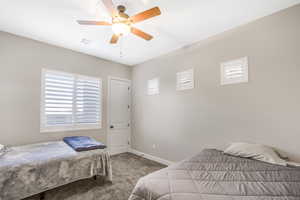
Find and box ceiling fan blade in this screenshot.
[110,34,119,44]
[77,20,111,25]
[102,0,117,16]
[131,27,153,41]
[130,7,161,23]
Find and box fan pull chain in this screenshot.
[119,36,123,58]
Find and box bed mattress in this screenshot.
[129,149,300,200]
[0,141,112,200]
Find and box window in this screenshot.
[41,69,102,132]
[221,57,248,85]
[147,78,159,95]
[176,68,194,91]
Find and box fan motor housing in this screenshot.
[117,5,126,12]
[117,5,129,19]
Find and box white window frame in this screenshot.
[221,57,249,85]
[176,68,194,91]
[147,78,160,95]
[40,69,102,133]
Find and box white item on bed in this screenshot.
[286,161,300,167]
[224,142,287,166]
[0,144,6,156]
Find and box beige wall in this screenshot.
[131,5,300,162]
[0,31,131,146]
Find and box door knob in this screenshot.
[110,125,114,129]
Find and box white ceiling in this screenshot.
[1,0,299,66]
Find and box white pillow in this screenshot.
[224,142,287,166]
[0,144,6,156]
[286,161,300,167]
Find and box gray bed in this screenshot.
[0,141,112,200]
[129,149,300,200]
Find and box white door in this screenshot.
[107,77,131,155]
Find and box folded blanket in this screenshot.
[63,136,106,152]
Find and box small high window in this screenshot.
[147,78,159,95]
[176,69,194,91]
[221,57,248,85]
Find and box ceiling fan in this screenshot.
[77,0,161,44]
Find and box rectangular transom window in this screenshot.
[176,68,194,91]
[147,78,159,95]
[221,57,248,85]
[41,69,102,132]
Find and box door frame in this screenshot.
[107,76,132,155]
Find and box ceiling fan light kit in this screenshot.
[77,0,161,44]
[112,23,131,36]
[111,6,132,36]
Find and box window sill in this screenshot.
[40,125,102,133]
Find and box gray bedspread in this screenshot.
[129,149,300,200]
[0,141,112,200]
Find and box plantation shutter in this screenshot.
[42,70,74,129]
[75,76,101,127]
[147,78,159,95]
[176,69,194,91]
[41,69,102,132]
[221,57,248,85]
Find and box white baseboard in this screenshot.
[129,148,174,166]
[109,145,130,156]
